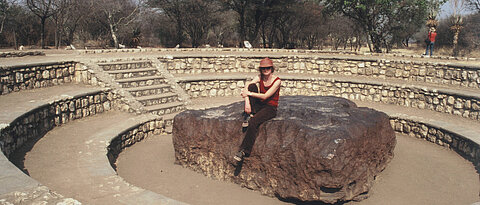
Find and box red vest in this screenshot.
[428,32,437,42]
[260,77,280,107]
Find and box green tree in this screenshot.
[388,0,428,48]
[324,0,433,53]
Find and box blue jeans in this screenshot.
[425,42,434,56]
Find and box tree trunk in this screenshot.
[176,19,183,46]
[13,29,17,49]
[41,17,46,48]
[0,14,6,34]
[453,30,460,56]
[109,23,119,48]
[239,14,246,48]
[67,29,74,45]
[55,18,59,49]
[369,32,382,53]
[366,34,372,52]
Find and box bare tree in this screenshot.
[50,0,68,48]
[0,0,17,34]
[62,0,92,46]
[147,0,186,47]
[220,0,276,48]
[466,0,480,11]
[26,0,62,48]
[94,0,140,48]
[220,0,250,47]
[182,0,220,47]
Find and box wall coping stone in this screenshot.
[0,84,108,124]
[0,61,77,70]
[77,48,480,62]
[158,54,480,69]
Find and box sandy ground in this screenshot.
[115,97,480,205]
[116,133,479,205]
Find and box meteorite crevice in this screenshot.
[172,96,396,204]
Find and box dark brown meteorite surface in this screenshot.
[173,96,396,203]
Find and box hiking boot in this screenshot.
[234,150,245,162]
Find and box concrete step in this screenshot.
[136,93,179,106]
[124,84,173,97]
[144,101,185,116]
[97,60,152,71]
[115,76,168,88]
[106,68,158,80]
[106,67,158,74]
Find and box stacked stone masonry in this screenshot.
[0,51,45,58]
[0,87,168,204]
[179,78,480,121]
[162,56,480,89]
[390,118,479,171]
[108,118,166,168]
[0,90,123,158]
[98,60,153,71]
[169,55,480,173]
[1,62,77,95]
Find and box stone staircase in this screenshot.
[97,60,185,126]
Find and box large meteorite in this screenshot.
[173,96,396,203]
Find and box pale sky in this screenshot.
[439,0,476,19]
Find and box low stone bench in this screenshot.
[173,96,396,203]
[0,85,118,203]
[175,74,480,121]
[0,84,186,204]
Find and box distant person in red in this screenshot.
[234,57,282,162]
[425,27,437,56]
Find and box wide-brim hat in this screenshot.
[259,57,273,67]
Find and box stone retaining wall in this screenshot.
[162,56,480,89]
[178,78,480,121]
[390,117,479,171]
[0,62,77,95]
[107,118,165,169]
[0,89,123,158]
[79,48,478,61]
